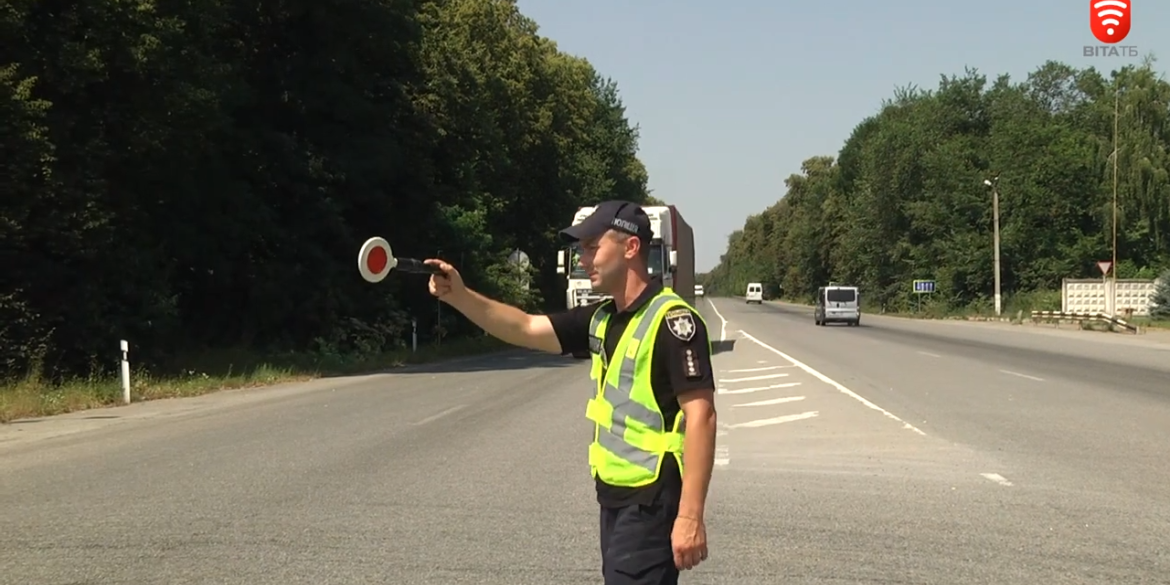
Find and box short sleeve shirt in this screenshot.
[548,278,715,508]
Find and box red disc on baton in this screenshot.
[358,237,394,283]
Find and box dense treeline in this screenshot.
[703,59,1170,315]
[1,0,651,381]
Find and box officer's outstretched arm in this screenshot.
[444,288,563,354]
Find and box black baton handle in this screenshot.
[396,258,444,274]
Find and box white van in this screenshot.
[745,282,763,304]
[814,285,860,326]
[694,284,705,297]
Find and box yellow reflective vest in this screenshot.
[584,288,711,487]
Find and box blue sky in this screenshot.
[513,0,1170,271]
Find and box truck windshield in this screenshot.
[568,246,588,278]
[568,242,666,277]
[647,242,665,275]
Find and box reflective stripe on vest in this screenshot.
[584,290,701,487]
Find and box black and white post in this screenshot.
[120,339,131,404]
[984,176,1003,317]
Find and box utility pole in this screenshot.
[984,176,1002,316]
[1111,86,1120,316]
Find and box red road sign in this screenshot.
[358,237,393,283]
[1098,260,1112,276]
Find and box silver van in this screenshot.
[814,285,860,326]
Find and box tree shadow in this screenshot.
[337,349,583,375]
[384,341,739,375]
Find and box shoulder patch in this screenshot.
[664,308,696,341]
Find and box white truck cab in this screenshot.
[694,284,704,297]
[555,205,695,308]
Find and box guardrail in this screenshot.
[1029,310,1138,333]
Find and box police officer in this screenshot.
[425,200,718,585]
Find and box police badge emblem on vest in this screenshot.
[665,308,695,341]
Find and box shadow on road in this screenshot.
[390,340,741,374]
[7,413,123,425]
[338,349,583,376]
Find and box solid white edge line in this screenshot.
[736,329,928,436]
[708,298,729,466]
[706,297,728,342]
[707,298,731,466]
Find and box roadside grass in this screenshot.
[0,335,508,424]
[1124,316,1170,330]
[856,290,1064,323]
[747,290,1170,332]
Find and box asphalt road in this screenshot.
[2,299,1168,584]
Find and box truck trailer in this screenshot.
[556,204,696,308]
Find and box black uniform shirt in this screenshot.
[548,278,715,508]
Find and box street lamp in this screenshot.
[984,177,1002,316]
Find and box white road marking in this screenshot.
[725,365,794,373]
[999,369,1044,382]
[918,351,941,358]
[737,329,928,436]
[722,373,789,382]
[715,444,730,466]
[413,404,465,425]
[728,411,819,429]
[706,297,728,342]
[981,472,1013,486]
[718,382,802,395]
[756,360,768,364]
[733,396,805,408]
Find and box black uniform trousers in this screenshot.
[598,481,681,585]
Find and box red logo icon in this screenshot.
[1090,0,1131,44]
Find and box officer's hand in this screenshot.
[671,514,708,570]
[425,259,466,302]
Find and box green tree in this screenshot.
[707,59,1170,316]
[0,0,651,383]
[1150,270,1170,319]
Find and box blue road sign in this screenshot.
[912,279,936,294]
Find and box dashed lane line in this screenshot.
[718,382,802,395]
[727,411,819,429]
[721,373,790,383]
[732,396,805,408]
[725,365,796,373]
